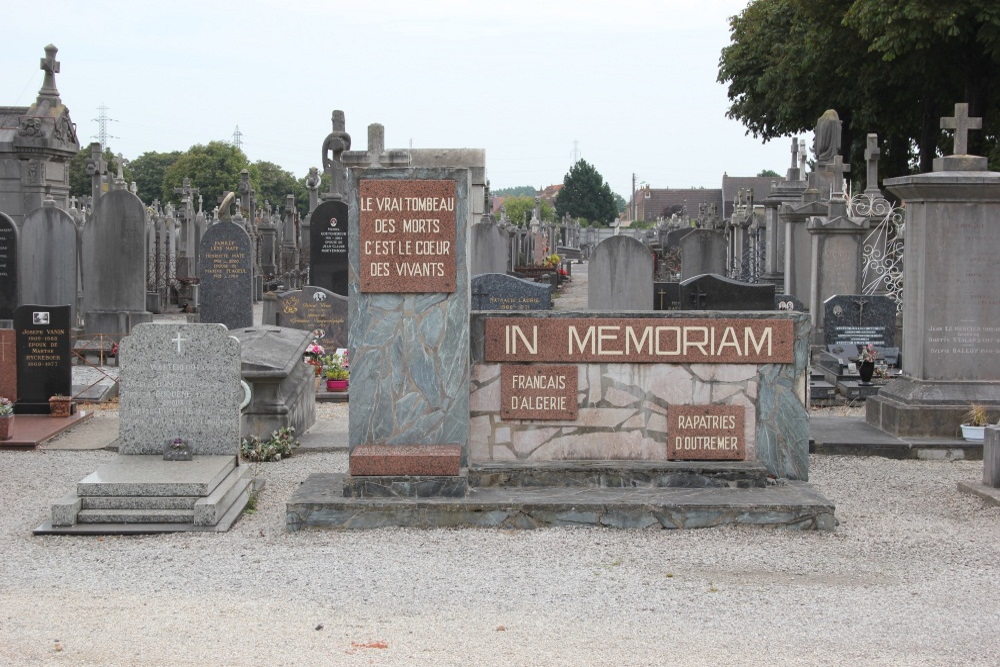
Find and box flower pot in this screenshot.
[961,424,986,442]
[858,361,875,385]
[0,415,13,441]
[326,379,349,392]
[48,397,73,418]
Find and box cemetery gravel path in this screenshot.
[1,408,998,665]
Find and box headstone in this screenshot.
[82,189,153,335]
[118,323,242,455]
[14,305,71,414]
[308,199,349,296]
[822,294,895,348]
[0,329,15,401]
[198,220,253,330]
[18,204,78,327]
[0,213,18,321]
[588,236,654,311]
[679,274,775,311]
[652,282,681,311]
[471,273,551,311]
[274,285,348,351]
[679,229,727,279]
[470,220,509,276]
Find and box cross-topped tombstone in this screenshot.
[864,133,881,195]
[828,155,850,197]
[342,123,411,171]
[941,103,981,156]
[85,142,107,201]
[38,44,61,99]
[321,110,351,201]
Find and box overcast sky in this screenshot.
[0,0,796,198]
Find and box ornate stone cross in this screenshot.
[941,103,982,156]
[38,44,61,98]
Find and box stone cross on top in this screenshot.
[864,134,881,195]
[38,44,61,100]
[829,155,850,197]
[941,103,982,156]
[342,122,411,173]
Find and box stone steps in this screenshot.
[77,508,195,524]
[81,495,199,511]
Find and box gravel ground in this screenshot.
[1,419,998,665]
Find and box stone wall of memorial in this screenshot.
[469,311,811,480]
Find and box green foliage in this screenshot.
[255,160,307,217]
[555,160,618,224]
[718,0,1000,181]
[130,150,183,203]
[492,185,537,198]
[613,192,627,213]
[757,169,781,177]
[240,426,298,462]
[162,141,254,209]
[502,196,555,226]
[68,148,133,199]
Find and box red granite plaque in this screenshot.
[484,317,794,364]
[501,364,578,421]
[358,179,457,293]
[349,444,462,476]
[668,405,746,460]
[0,329,15,401]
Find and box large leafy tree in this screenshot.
[718,0,1000,183]
[162,141,255,210]
[129,150,182,203]
[255,160,306,216]
[502,196,555,226]
[554,160,618,224]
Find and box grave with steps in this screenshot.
[36,323,253,534]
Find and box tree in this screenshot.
[757,169,780,177]
[130,150,182,203]
[502,196,555,226]
[255,160,304,216]
[612,192,627,213]
[492,185,537,198]
[718,0,1000,183]
[554,160,618,224]
[162,141,253,210]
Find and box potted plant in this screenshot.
[0,397,13,441]
[324,354,349,391]
[856,343,878,385]
[304,342,325,376]
[48,394,73,418]
[961,404,990,442]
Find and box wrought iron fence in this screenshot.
[851,193,905,313]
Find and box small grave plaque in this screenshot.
[823,294,896,347]
[358,179,457,293]
[472,273,551,311]
[14,305,71,413]
[275,286,348,350]
[501,365,578,421]
[0,213,18,320]
[309,200,349,296]
[199,221,253,330]
[668,404,745,460]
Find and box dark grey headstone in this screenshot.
[679,273,775,310]
[199,221,253,330]
[14,304,71,414]
[652,282,681,311]
[274,285,348,350]
[19,206,78,327]
[471,273,552,311]
[823,294,896,347]
[309,199,349,296]
[82,189,151,335]
[0,213,18,320]
[775,294,805,312]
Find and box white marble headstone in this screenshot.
[118,323,242,455]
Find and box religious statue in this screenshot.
[305,166,321,191]
[321,110,351,199]
[812,109,841,164]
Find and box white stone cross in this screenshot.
[172,332,187,355]
[941,103,982,156]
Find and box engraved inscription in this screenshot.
[501,365,578,421]
[668,404,746,460]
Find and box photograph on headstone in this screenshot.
[274,285,348,351]
[308,199,349,296]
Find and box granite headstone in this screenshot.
[652,282,681,311]
[0,213,17,321]
[14,304,71,414]
[118,323,242,455]
[198,220,254,330]
[823,294,896,347]
[274,285,348,351]
[679,274,775,311]
[471,273,552,311]
[775,293,805,312]
[309,199,349,296]
[588,236,654,311]
[19,204,78,327]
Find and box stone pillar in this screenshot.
[867,105,1000,436]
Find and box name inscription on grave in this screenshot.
[359,179,456,293]
[501,365,578,420]
[485,318,794,363]
[668,405,745,460]
[22,328,66,369]
[201,239,249,280]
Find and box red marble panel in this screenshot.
[501,364,578,421]
[668,404,746,461]
[350,444,462,476]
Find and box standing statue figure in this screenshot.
[321,110,352,200]
[812,109,842,165]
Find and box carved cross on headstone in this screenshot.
[471,284,488,310]
[172,332,187,355]
[940,103,982,156]
[828,155,850,197]
[689,287,708,309]
[854,297,869,326]
[864,134,880,194]
[38,44,61,99]
[657,287,670,310]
